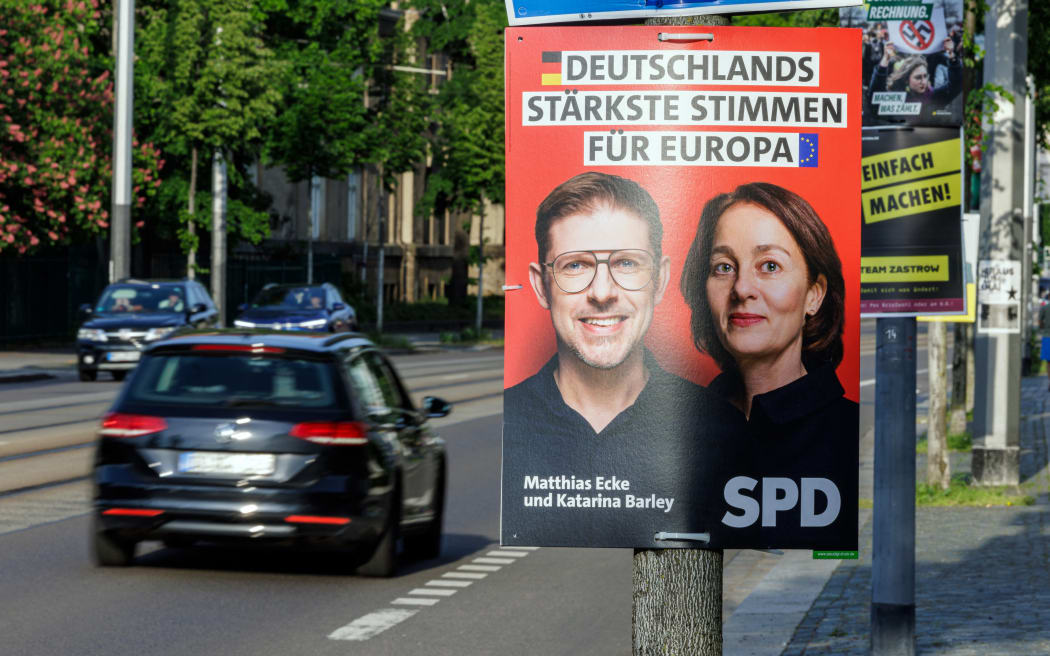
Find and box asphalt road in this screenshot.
[0,324,932,656]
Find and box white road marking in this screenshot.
[500,546,539,550]
[459,564,501,572]
[392,597,440,606]
[473,557,515,565]
[328,608,418,641]
[427,579,472,588]
[441,373,470,381]
[409,587,457,597]
[326,544,529,642]
[486,550,528,558]
[444,571,487,579]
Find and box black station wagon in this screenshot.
[91,330,451,576]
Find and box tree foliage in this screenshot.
[136,0,283,256]
[412,0,507,215]
[0,0,161,254]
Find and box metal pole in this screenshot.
[308,175,320,285]
[110,0,134,282]
[211,151,227,326]
[871,317,917,655]
[973,0,1027,485]
[476,211,484,337]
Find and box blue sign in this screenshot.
[506,0,862,26]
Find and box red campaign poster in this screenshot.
[502,25,860,551]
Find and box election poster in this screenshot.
[502,26,860,551]
[860,126,965,316]
[840,0,964,126]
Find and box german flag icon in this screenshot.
[541,51,562,85]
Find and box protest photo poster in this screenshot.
[860,126,965,316]
[841,0,964,126]
[502,26,860,550]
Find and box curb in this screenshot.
[0,372,56,384]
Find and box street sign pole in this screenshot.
[871,316,916,656]
[110,0,134,282]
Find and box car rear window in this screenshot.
[126,353,341,408]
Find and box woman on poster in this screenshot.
[679,182,857,547]
[869,40,961,122]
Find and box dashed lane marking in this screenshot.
[392,597,440,606]
[409,587,457,597]
[443,571,487,579]
[426,579,472,588]
[460,564,501,572]
[328,545,537,642]
[326,609,419,641]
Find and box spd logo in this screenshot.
[899,20,935,51]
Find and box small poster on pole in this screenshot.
[976,260,1023,334]
[503,25,860,551]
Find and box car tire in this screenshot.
[92,520,137,567]
[405,461,445,561]
[357,487,400,577]
[111,371,127,382]
[78,369,97,382]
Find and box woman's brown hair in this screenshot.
[679,182,845,372]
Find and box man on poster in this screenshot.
[502,171,737,547]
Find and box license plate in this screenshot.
[177,452,275,476]
[106,351,140,362]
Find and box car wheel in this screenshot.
[92,520,137,567]
[405,461,445,561]
[78,369,97,382]
[357,487,400,577]
[111,370,127,382]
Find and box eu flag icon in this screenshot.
[798,134,819,168]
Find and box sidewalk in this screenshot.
[726,376,1050,655]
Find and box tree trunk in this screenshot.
[927,322,951,489]
[633,549,722,655]
[949,323,968,434]
[632,12,728,656]
[187,146,198,279]
[211,150,226,326]
[448,211,470,307]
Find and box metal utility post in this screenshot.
[110,0,134,282]
[972,0,1028,486]
[211,151,227,326]
[308,175,321,284]
[476,212,485,337]
[872,317,917,656]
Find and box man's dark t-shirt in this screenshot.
[502,353,741,548]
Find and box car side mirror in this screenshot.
[421,396,452,418]
[79,303,93,318]
[189,302,207,315]
[238,303,247,312]
[331,302,346,311]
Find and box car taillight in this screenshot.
[289,421,368,445]
[99,412,168,438]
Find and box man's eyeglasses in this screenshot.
[544,249,656,294]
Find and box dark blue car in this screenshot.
[76,279,220,381]
[234,283,357,333]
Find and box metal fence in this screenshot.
[0,248,344,345]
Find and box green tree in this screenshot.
[136,0,283,269]
[730,9,839,28]
[0,0,161,254]
[264,1,428,215]
[411,0,507,304]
